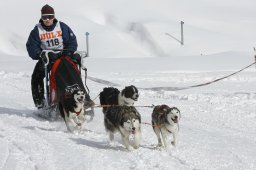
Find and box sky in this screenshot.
[0,0,256,170]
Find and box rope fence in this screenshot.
[88,61,256,92]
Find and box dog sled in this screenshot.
[36,33,94,122]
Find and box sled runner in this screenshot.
[37,50,94,122]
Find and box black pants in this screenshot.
[31,59,52,106]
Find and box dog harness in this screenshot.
[165,126,173,134]
[74,108,82,116]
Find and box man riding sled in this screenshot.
[26,4,94,110]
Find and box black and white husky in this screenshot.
[151,105,181,149]
[104,106,141,151]
[59,88,87,133]
[99,85,139,113]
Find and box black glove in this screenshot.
[62,50,74,57]
[41,51,60,64]
[71,53,81,65]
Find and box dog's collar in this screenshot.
[123,101,130,105]
[74,108,82,116]
[165,119,171,125]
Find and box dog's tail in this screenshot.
[58,103,65,118]
[99,90,107,114]
[99,87,120,114]
[99,87,120,105]
[99,91,106,106]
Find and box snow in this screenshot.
[1,0,256,169]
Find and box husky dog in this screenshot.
[59,89,87,133]
[104,106,141,151]
[99,85,139,114]
[151,105,181,148]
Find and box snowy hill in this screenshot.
[1,0,256,58]
[0,0,256,170]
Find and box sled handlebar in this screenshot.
[41,49,89,66]
[42,49,88,57]
[41,50,52,66]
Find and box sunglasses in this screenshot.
[41,15,54,21]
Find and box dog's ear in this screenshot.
[121,89,125,96]
[159,104,170,112]
[123,86,131,94]
[173,107,179,110]
[170,107,180,112]
[131,107,141,123]
[130,85,135,89]
[64,93,73,99]
[153,105,160,112]
[153,105,165,116]
[131,85,138,93]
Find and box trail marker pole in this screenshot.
[180,21,184,45]
[166,21,184,46]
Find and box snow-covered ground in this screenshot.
[1,57,256,170]
[1,0,256,169]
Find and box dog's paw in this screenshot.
[70,126,82,135]
[133,145,140,149]
[157,143,163,147]
[76,123,82,127]
[155,146,165,151]
[127,146,134,151]
[171,141,176,147]
[109,142,115,147]
[108,141,116,147]
[165,145,172,151]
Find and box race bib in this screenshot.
[37,22,64,50]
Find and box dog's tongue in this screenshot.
[172,118,178,123]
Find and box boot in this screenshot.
[35,98,45,109]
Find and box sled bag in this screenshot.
[50,56,86,105]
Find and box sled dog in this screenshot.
[151,105,180,148]
[104,106,141,151]
[50,56,93,133]
[99,85,139,113]
[59,86,87,133]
